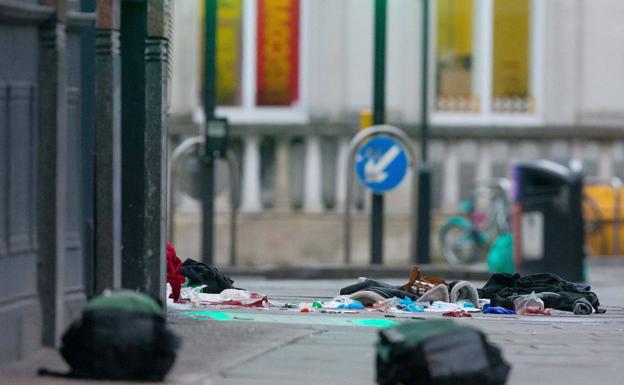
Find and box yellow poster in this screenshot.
[436,0,476,111]
[493,0,530,100]
[199,0,243,106]
[217,0,242,106]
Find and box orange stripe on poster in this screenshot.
[256,0,300,106]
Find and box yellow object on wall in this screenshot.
[435,0,475,110]
[492,0,530,99]
[217,0,243,106]
[199,0,243,106]
[436,0,473,58]
[583,185,624,256]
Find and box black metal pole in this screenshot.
[121,0,147,291]
[416,0,431,264]
[202,0,217,265]
[371,0,387,265]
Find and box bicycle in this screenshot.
[439,179,512,266]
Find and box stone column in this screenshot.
[38,0,68,347]
[120,0,169,303]
[303,136,323,213]
[476,141,492,182]
[598,142,614,180]
[334,137,349,211]
[143,0,169,302]
[442,142,459,212]
[94,0,122,293]
[273,138,291,212]
[241,135,262,213]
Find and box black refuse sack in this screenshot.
[376,319,510,385]
[60,309,180,381]
[40,291,181,382]
[181,258,236,293]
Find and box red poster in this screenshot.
[256,0,300,106]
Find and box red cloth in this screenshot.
[166,243,186,302]
[442,311,472,318]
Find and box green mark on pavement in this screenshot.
[181,311,398,328]
[352,318,397,328]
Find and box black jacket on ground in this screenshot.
[478,273,603,313]
[180,259,236,294]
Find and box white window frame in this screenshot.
[430,0,545,126]
[216,0,309,124]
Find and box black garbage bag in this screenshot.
[180,258,236,293]
[40,291,181,382]
[376,319,510,385]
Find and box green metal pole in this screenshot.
[202,0,217,264]
[204,0,217,120]
[371,0,387,265]
[416,0,431,264]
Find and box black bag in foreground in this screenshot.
[41,291,181,381]
[376,319,510,385]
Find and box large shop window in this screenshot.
[202,0,306,123]
[432,0,542,124]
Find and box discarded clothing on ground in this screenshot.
[193,288,269,308]
[442,311,472,318]
[573,298,593,315]
[340,266,480,309]
[39,291,181,381]
[482,304,516,315]
[398,297,425,312]
[180,258,236,294]
[166,243,186,302]
[448,280,480,306]
[376,319,510,385]
[297,295,366,311]
[489,291,561,311]
[478,272,604,313]
[340,278,418,303]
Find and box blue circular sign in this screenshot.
[355,135,409,193]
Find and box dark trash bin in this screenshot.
[512,159,585,282]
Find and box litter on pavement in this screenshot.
[166,244,605,319]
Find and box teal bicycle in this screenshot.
[439,179,512,267]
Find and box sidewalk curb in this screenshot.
[222,265,493,281]
[221,256,623,280]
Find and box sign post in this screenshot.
[371,0,387,264]
[202,0,220,265]
[355,136,409,194]
[344,126,418,265]
[416,0,432,264]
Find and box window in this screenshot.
[435,0,477,112]
[492,0,531,113]
[431,0,544,125]
[202,0,307,123]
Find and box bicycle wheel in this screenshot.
[440,223,485,266]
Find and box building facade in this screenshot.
[169,0,624,266]
[0,0,170,365]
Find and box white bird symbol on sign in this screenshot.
[364,145,400,183]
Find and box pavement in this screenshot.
[1,261,624,385]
